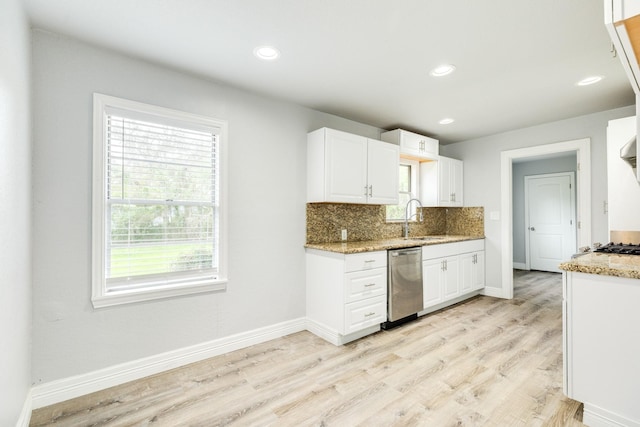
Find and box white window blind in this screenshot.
[386,159,419,221]
[92,94,227,307]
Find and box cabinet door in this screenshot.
[442,256,460,299]
[460,251,484,293]
[366,139,399,205]
[401,132,439,159]
[472,251,485,291]
[438,157,453,206]
[381,129,439,160]
[459,252,474,294]
[436,157,464,207]
[423,257,443,309]
[450,158,463,206]
[325,129,368,203]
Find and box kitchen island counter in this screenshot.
[305,235,484,254]
[559,252,640,279]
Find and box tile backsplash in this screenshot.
[306,203,484,244]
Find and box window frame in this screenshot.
[386,158,420,222]
[91,93,228,308]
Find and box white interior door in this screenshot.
[526,172,576,273]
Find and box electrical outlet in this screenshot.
[341,229,347,241]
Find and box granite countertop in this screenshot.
[304,235,485,254]
[559,252,640,280]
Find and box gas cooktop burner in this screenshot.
[594,242,640,255]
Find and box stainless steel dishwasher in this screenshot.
[382,247,423,329]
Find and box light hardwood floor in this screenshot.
[31,270,584,426]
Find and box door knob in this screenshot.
[529,226,536,231]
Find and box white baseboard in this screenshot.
[512,262,527,270]
[583,403,640,427]
[481,286,507,299]
[16,389,32,427]
[31,317,306,409]
[305,319,378,346]
[418,290,482,316]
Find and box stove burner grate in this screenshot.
[594,242,640,255]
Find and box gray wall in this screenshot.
[31,30,383,384]
[512,155,577,265]
[442,104,635,294]
[0,0,32,424]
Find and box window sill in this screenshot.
[91,278,227,308]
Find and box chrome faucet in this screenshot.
[404,198,424,239]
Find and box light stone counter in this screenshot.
[304,235,484,254]
[559,252,640,280]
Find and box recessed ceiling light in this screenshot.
[439,118,455,125]
[254,45,280,61]
[577,76,603,86]
[430,64,456,77]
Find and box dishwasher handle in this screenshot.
[390,247,422,257]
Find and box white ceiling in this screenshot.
[24,0,636,144]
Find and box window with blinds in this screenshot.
[92,94,227,307]
[385,159,420,221]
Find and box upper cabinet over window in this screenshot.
[605,0,640,95]
[307,128,399,205]
[381,128,439,161]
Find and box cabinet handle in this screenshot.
[364,312,376,318]
[419,140,424,152]
[445,260,448,271]
[364,283,376,287]
[369,185,373,197]
[364,185,369,196]
[364,259,376,263]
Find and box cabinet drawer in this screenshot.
[458,239,484,254]
[344,268,386,303]
[422,242,460,260]
[344,296,386,334]
[345,251,387,272]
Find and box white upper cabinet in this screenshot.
[366,138,401,204]
[380,128,439,160]
[605,0,640,95]
[307,128,399,204]
[420,156,463,207]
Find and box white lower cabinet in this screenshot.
[563,271,640,426]
[442,257,460,299]
[422,239,485,312]
[306,249,387,345]
[423,257,444,307]
[460,250,485,294]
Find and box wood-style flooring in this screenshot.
[31,270,584,426]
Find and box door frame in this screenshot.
[500,138,591,299]
[524,172,577,271]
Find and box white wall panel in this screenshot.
[0,0,32,425]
